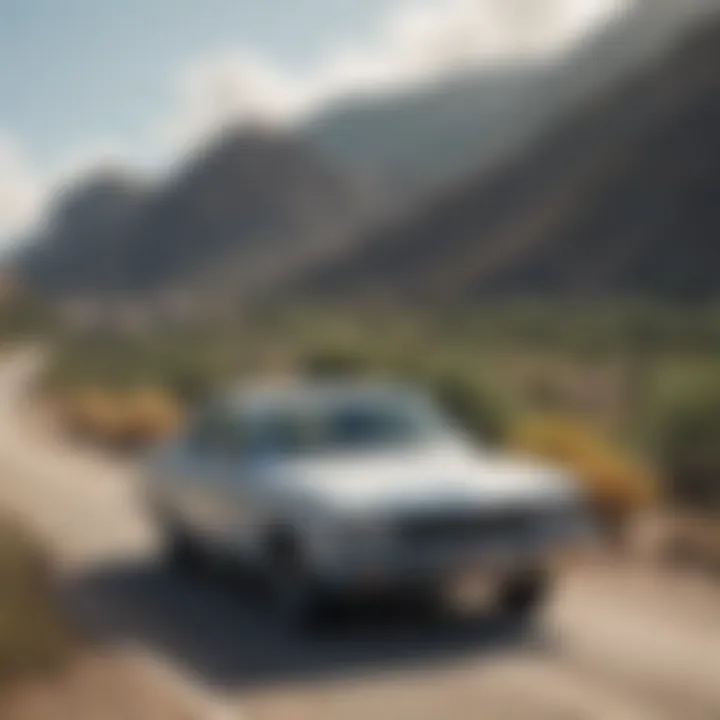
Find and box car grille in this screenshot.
[396,509,542,549]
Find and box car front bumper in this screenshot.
[314,526,595,595]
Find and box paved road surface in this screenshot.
[1,350,720,720]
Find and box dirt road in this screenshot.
[1,350,720,720]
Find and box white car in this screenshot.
[145,381,590,628]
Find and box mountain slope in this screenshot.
[121,130,387,297]
[19,172,149,294]
[20,131,387,299]
[304,13,720,301]
[17,2,720,304]
[304,0,714,196]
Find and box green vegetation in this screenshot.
[0,516,75,684]
[41,302,720,514]
[0,287,58,346]
[647,375,720,510]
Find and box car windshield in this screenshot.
[249,394,448,456]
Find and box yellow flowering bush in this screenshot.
[512,415,660,524]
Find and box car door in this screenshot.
[202,410,291,565]
[182,403,267,560]
[162,403,241,545]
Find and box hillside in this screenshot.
[20,130,387,299]
[19,172,149,294]
[118,131,388,298]
[304,14,720,301]
[304,0,712,195]
[16,2,720,305]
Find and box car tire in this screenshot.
[498,570,550,624]
[265,534,326,634]
[166,524,205,575]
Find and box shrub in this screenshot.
[165,368,217,405]
[115,388,186,447]
[56,387,186,449]
[0,516,75,683]
[59,388,126,445]
[429,372,512,446]
[649,378,720,510]
[300,346,375,379]
[511,415,660,524]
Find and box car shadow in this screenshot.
[65,554,547,694]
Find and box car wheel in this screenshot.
[498,570,550,624]
[166,524,205,575]
[266,535,325,633]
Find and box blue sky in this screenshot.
[1,0,394,169]
[0,0,630,243]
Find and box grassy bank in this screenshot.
[0,515,76,687]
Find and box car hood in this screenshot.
[265,442,575,516]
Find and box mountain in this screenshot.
[20,130,388,299]
[304,0,716,196]
[18,1,720,305]
[19,172,149,294]
[118,130,389,299]
[303,12,720,301]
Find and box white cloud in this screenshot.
[0,134,45,247]
[167,53,309,147]
[169,0,632,146]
